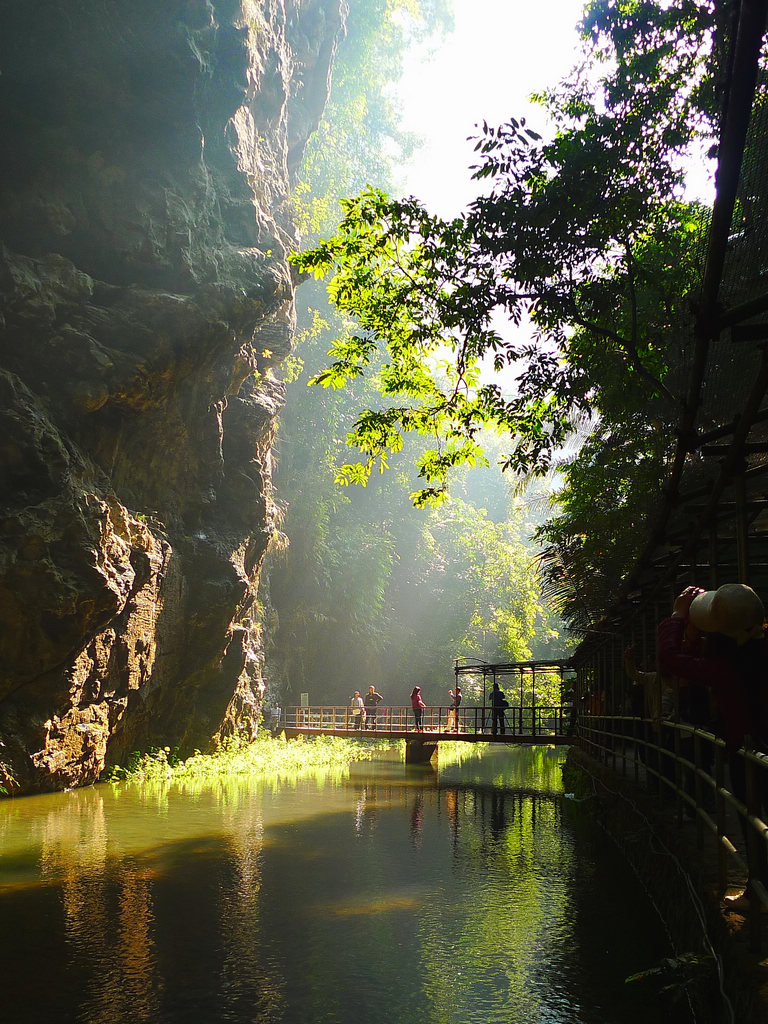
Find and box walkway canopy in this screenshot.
[454,658,575,706]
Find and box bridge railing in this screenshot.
[284,704,569,736]
[576,713,768,946]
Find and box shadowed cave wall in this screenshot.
[0,0,346,793]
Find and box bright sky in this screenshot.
[389,0,588,384]
[395,0,588,217]
[391,0,714,386]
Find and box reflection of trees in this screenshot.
[410,791,424,847]
[36,791,163,1024]
[216,813,286,1021]
[414,749,577,1024]
[1,745,650,1024]
[421,791,577,1024]
[17,780,290,1024]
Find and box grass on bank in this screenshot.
[104,732,397,784]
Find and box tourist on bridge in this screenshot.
[410,686,427,732]
[350,691,365,731]
[489,682,508,736]
[364,685,384,730]
[447,685,462,732]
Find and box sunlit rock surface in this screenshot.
[0,0,345,793]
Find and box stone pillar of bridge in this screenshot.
[405,740,438,765]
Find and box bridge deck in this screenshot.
[281,704,571,745]
[283,726,569,744]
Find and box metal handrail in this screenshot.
[575,713,768,948]
[284,704,571,736]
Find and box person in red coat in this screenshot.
[657,584,767,752]
[658,583,768,905]
[410,686,426,732]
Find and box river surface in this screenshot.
[0,745,677,1024]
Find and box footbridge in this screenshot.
[283,659,574,761]
[283,701,572,762]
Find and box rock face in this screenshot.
[0,0,346,793]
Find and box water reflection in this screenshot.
[0,746,676,1024]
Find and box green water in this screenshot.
[0,745,677,1024]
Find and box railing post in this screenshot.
[694,731,704,846]
[641,716,649,790]
[746,749,761,880]
[715,745,728,894]
[744,750,765,952]
[674,726,684,825]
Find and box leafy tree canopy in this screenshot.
[290,0,719,510]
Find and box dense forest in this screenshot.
[266,1,571,708]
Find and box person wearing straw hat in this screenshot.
[658,584,766,750]
[658,583,768,907]
[688,584,766,647]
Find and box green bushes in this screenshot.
[104,733,395,784]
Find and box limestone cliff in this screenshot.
[0,0,346,793]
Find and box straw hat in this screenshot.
[689,583,766,644]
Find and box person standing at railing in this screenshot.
[658,583,768,905]
[364,685,384,730]
[410,686,426,732]
[623,647,675,722]
[447,685,462,732]
[623,647,676,787]
[489,682,508,736]
[350,691,366,731]
[658,585,766,753]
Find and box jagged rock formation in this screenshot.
[0,0,346,793]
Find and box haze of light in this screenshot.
[395,0,589,217]
[393,0,714,390]
[396,0,714,212]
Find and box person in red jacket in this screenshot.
[658,583,768,905]
[410,686,426,732]
[657,585,767,752]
